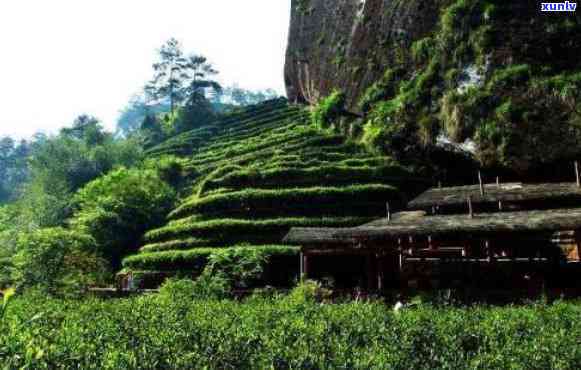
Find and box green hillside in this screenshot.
[122,98,426,285]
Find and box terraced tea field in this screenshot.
[123,99,427,285]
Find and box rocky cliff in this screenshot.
[285,0,442,110]
[285,0,581,173]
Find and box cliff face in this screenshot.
[285,0,581,173]
[285,0,442,110]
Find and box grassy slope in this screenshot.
[123,98,425,275]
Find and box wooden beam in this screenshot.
[478,171,484,196]
[303,253,309,279]
[304,248,387,256]
[467,195,474,218]
[405,257,549,263]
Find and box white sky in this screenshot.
[0,0,291,138]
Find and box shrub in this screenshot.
[142,155,189,188]
[158,276,230,302]
[11,228,108,294]
[122,248,215,271]
[2,294,581,369]
[71,168,176,268]
[171,184,402,220]
[123,246,299,277]
[359,68,405,112]
[203,246,297,289]
[198,164,413,194]
[411,38,436,64]
[143,216,373,245]
[139,238,212,253]
[311,90,346,128]
[285,280,332,305]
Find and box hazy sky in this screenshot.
[0,0,291,138]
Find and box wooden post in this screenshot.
[438,181,442,189]
[299,251,304,281]
[576,230,581,262]
[498,200,503,211]
[299,252,304,280]
[485,240,492,262]
[467,195,474,218]
[397,238,404,275]
[303,253,309,280]
[377,254,384,292]
[478,171,484,196]
[386,202,391,222]
[496,176,500,187]
[575,161,581,188]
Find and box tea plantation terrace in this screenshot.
[122,99,428,288]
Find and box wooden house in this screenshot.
[283,181,581,297]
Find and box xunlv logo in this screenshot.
[541,1,577,11]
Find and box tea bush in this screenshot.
[143,216,372,245]
[124,99,420,279]
[157,276,230,301]
[1,293,580,369]
[170,184,402,220]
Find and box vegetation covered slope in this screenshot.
[287,0,581,174]
[122,98,425,283]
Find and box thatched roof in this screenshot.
[407,182,581,210]
[283,208,581,246]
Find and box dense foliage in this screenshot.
[316,0,581,174]
[70,168,176,268]
[1,292,579,369]
[11,228,107,294]
[0,137,29,203]
[18,116,144,228]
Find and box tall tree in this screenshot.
[61,115,106,146]
[145,38,189,114]
[173,55,223,133]
[183,54,222,104]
